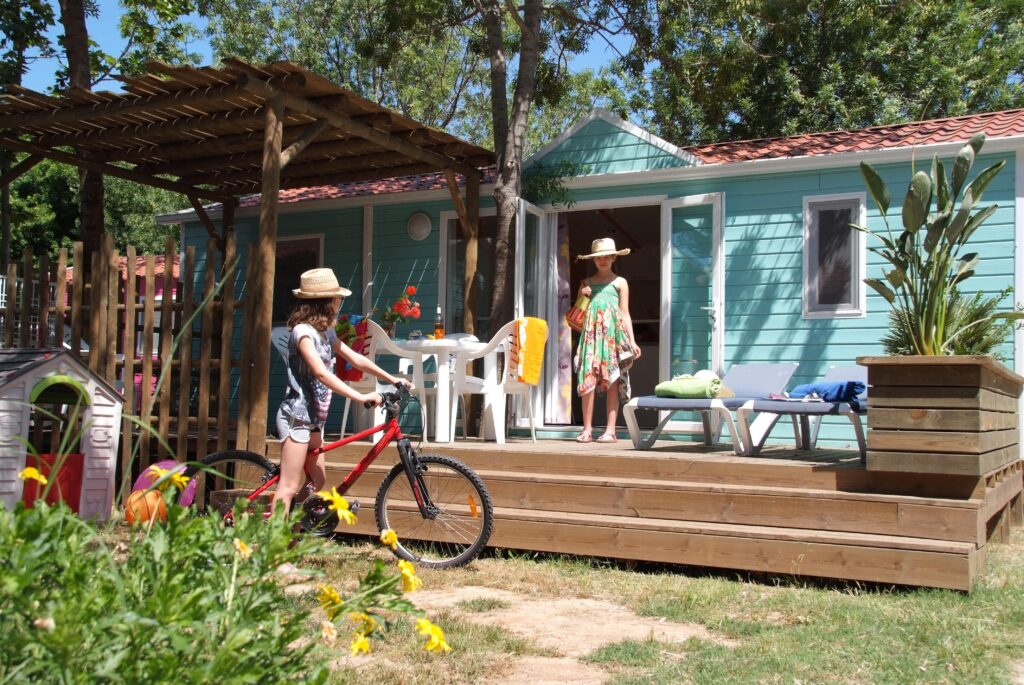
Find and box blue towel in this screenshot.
[788,381,866,403]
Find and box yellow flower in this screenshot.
[317,584,343,619]
[347,611,377,636]
[18,467,47,485]
[170,471,190,491]
[415,618,452,653]
[232,538,252,559]
[320,620,338,645]
[379,528,398,550]
[398,559,423,593]
[350,634,371,656]
[148,466,170,490]
[317,487,357,525]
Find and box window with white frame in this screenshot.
[273,235,323,324]
[803,193,866,318]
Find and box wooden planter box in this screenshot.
[857,355,1024,476]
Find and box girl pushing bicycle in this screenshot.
[273,267,412,514]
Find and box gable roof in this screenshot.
[525,107,702,170]
[160,108,1024,222]
[685,109,1024,164]
[0,348,121,400]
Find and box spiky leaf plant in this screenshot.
[857,134,1024,355]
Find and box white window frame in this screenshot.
[803,192,867,319]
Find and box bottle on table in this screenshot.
[434,305,445,339]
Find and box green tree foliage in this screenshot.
[626,0,1024,145]
[8,159,183,257]
[204,0,489,132]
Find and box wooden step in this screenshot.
[318,441,988,499]
[324,460,1021,547]
[342,504,980,591]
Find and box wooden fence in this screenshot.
[0,233,256,471]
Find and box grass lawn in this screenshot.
[300,529,1024,685]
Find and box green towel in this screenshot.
[654,376,722,399]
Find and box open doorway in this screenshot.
[552,204,661,431]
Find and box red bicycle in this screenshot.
[185,384,494,568]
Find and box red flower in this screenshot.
[405,285,418,296]
[408,305,421,319]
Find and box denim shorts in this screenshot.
[276,407,323,444]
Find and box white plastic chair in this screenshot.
[360,319,436,439]
[450,318,546,443]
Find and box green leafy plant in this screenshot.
[857,133,1023,355]
[881,287,1018,359]
[0,499,329,684]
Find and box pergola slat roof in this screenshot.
[0,58,490,452]
[0,58,493,200]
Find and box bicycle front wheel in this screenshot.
[375,453,494,568]
[185,450,277,518]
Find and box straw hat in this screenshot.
[577,237,630,260]
[292,268,352,298]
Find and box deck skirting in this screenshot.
[279,438,1023,591]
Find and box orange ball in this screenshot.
[125,489,167,525]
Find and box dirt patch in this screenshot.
[1013,661,1024,684]
[491,656,609,685]
[413,586,733,683]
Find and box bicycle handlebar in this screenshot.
[363,382,412,410]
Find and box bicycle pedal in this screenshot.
[348,499,360,516]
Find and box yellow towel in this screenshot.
[512,317,548,385]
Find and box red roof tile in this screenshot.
[685,109,1024,164]
[228,110,1024,208]
[65,254,179,282]
[237,168,497,208]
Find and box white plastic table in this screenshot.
[388,337,486,443]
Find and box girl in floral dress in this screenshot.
[574,238,642,443]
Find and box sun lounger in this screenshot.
[623,362,799,453]
[735,365,867,460]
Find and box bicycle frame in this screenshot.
[242,398,436,518]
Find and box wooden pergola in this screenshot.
[0,59,493,448]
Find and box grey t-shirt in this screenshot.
[279,323,337,424]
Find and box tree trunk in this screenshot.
[483,0,543,337]
[59,0,104,267]
[1,152,10,272]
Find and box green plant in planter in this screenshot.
[857,133,1023,355]
[881,287,1017,358]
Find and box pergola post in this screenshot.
[247,94,284,451]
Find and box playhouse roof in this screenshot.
[0,348,121,400]
[685,108,1024,164]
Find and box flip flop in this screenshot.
[575,432,593,443]
[596,433,618,443]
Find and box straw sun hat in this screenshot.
[576,237,631,260]
[292,268,352,298]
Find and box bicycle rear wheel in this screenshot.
[185,450,277,518]
[374,453,493,568]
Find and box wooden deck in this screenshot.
[268,437,1024,591]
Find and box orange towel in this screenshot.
[512,317,548,385]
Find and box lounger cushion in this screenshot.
[743,399,863,415]
[635,396,752,410]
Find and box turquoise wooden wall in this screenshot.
[559,151,1017,448]
[532,117,692,175]
[182,199,484,437]
[182,144,1018,451]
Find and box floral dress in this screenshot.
[575,278,631,397]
